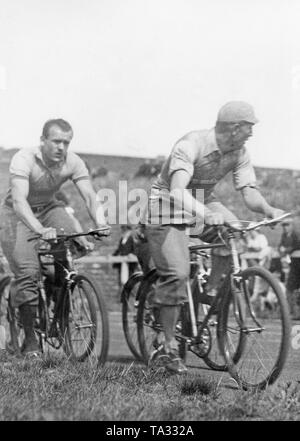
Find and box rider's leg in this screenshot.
[159,305,181,352]
[11,222,41,353]
[19,302,40,353]
[204,202,239,294]
[146,224,189,373]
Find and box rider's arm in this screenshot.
[234,150,283,219]
[64,207,95,250]
[241,186,283,218]
[11,177,45,234]
[74,179,107,227]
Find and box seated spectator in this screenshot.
[245,226,273,307]
[279,218,300,320]
[113,225,138,290]
[245,225,272,268]
[269,248,285,283]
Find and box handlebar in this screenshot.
[223,212,292,233]
[28,226,111,243]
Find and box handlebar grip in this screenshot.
[28,234,42,242]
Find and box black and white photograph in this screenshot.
[0,0,299,424]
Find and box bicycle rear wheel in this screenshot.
[121,272,143,361]
[0,277,13,351]
[218,266,291,390]
[62,274,109,365]
[136,271,160,364]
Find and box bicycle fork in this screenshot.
[186,281,198,338]
[228,236,263,331]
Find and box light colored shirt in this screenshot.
[146,128,257,224]
[4,146,89,208]
[247,233,268,252]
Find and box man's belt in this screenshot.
[5,201,49,214]
[31,205,48,214]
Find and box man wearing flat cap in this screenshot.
[143,101,284,374]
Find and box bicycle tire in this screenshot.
[121,272,144,361]
[61,273,109,365]
[218,266,291,390]
[203,276,245,371]
[0,276,11,349]
[177,302,189,362]
[136,270,159,364]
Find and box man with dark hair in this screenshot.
[42,118,73,139]
[279,219,300,319]
[0,119,107,356]
[144,101,284,374]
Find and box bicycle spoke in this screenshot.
[220,266,290,390]
[122,274,143,360]
[62,274,109,365]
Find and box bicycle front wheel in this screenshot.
[62,274,109,365]
[191,278,244,372]
[121,272,144,361]
[219,266,291,390]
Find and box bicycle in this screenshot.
[136,213,292,390]
[121,270,144,361]
[7,227,110,366]
[121,248,222,366]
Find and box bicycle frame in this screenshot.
[37,240,78,346]
[187,229,264,345]
[185,242,226,340]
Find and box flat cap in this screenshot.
[217,101,259,124]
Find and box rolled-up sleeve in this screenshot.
[70,153,90,183]
[168,140,196,179]
[9,150,31,180]
[233,148,257,191]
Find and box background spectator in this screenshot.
[279,218,300,320]
[113,225,138,290]
[245,225,273,307]
[245,225,272,269]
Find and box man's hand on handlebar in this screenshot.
[204,209,224,226]
[38,227,57,241]
[264,207,285,220]
[90,224,111,240]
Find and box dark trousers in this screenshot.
[0,204,74,307]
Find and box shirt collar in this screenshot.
[203,128,221,157]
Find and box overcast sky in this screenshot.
[0,0,299,169]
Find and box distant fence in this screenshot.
[77,251,262,266]
[77,254,138,264]
[1,251,277,312]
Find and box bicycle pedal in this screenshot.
[149,344,164,363]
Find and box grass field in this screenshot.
[0,311,299,421]
[0,353,300,421]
